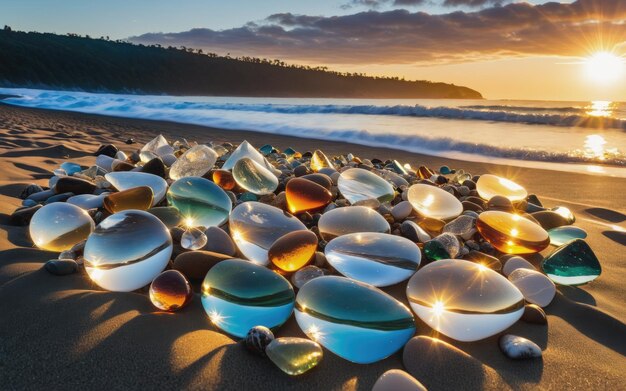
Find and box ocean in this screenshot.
[1,87,625,177]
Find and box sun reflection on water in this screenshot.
[586,101,614,118]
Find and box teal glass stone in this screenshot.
[548,226,587,246]
[295,276,416,364]
[439,165,451,175]
[283,147,297,157]
[201,259,295,338]
[259,144,274,156]
[167,177,232,228]
[239,192,259,202]
[541,239,601,285]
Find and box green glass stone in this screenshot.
[424,240,450,261]
[265,337,323,376]
[239,192,259,202]
[541,239,601,285]
[167,177,232,228]
[547,226,587,246]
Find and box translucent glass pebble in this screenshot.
[266,337,323,376]
[337,168,395,204]
[406,259,525,342]
[103,186,153,214]
[310,150,335,172]
[149,270,193,312]
[317,205,390,241]
[201,259,295,338]
[407,184,463,220]
[60,162,82,176]
[295,276,416,364]
[212,169,236,191]
[181,227,208,250]
[285,178,332,214]
[268,230,318,272]
[140,134,173,160]
[67,194,107,210]
[325,233,421,287]
[292,265,326,289]
[169,144,218,180]
[232,157,278,195]
[476,211,550,254]
[547,226,587,246]
[229,202,307,266]
[84,210,173,292]
[105,171,168,206]
[476,174,527,202]
[222,140,276,173]
[29,203,95,252]
[541,239,601,285]
[167,177,232,228]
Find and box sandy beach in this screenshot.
[0,102,624,390]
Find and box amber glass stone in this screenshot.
[212,169,237,191]
[269,230,318,272]
[476,211,550,254]
[103,186,154,214]
[149,270,193,312]
[417,217,446,234]
[416,166,435,179]
[310,150,334,172]
[286,178,333,214]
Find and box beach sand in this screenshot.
[0,102,624,390]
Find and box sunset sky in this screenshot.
[2,0,625,101]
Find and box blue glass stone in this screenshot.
[547,226,587,246]
[541,239,601,285]
[60,162,82,176]
[167,177,232,228]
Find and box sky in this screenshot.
[2,0,625,101]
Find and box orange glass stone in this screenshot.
[103,186,153,214]
[310,150,334,172]
[268,230,318,272]
[476,211,550,254]
[149,270,193,311]
[286,178,332,214]
[212,169,237,191]
[416,166,435,179]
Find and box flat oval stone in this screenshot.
[508,268,556,307]
[67,194,107,209]
[29,203,95,251]
[54,176,97,195]
[167,177,232,228]
[300,173,332,190]
[372,369,427,391]
[84,210,173,292]
[169,144,217,180]
[172,250,232,280]
[530,210,571,230]
[105,171,168,206]
[149,270,193,311]
[477,211,550,254]
[201,259,295,338]
[203,226,238,256]
[476,174,527,202]
[407,184,463,220]
[229,202,307,266]
[548,226,587,246]
[406,259,524,341]
[392,200,413,221]
[269,230,318,272]
[318,206,390,241]
[541,239,601,285]
[499,334,542,359]
[148,206,184,228]
[103,186,153,214]
[338,168,395,204]
[44,259,79,275]
[325,233,421,287]
[295,276,416,364]
[286,178,332,214]
[233,157,278,195]
[265,337,323,376]
[502,255,536,277]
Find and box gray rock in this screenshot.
[499,334,542,359]
[391,201,413,221]
[20,184,45,199]
[203,226,237,256]
[44,259,79,276]
[372,369,426,391]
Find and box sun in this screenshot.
[584,52,625,83]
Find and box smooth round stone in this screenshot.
[551,206,575,224]
[487,195,514,212]
[499,334,542,359]
[44,259,79,275]
[147,206,184,228]
[169,144,218,180]
[400,220,431,243]
[295,276,416,364]
[317,206,390,241]
[84,210,173,292]
[530,210,571,230]
[268,230,318,272]
[548,226,587,246]
[105,171,167,206]
[229,202,307,266]
[392,201,413,221]
[476,211,550,254]
[103,186,153,214]
[244,326,275,356]
[11,205,42,226]
[406,259,525,341]
[266,337,323,376]
[95,154,115,171]
[233,157,278,195]
[172,250,232,280]
[372,369,427,391]
[140,157,166,178]
[325,233,421,287]
[203,226,238,256]
[167,177,232,228]
[212,169,237,191]
[149,270,193,311]
[380,170,409,188]
[502,256,536,277]
[338,168,395,204]
[54,176,97,195]
[60,162,82,176]
[181,227,208,250]
[310,150,334,172]
[407,184,463,220]
[67,194,106,209]
[201,259,295,338]
[541,239,601,285]
[29,203,95,252]
[300,173,332,190]
[522,304,548,324]
[476,174,527,202]
[291,265,326,289]
[285,178,332,214]
[508,268,556,307]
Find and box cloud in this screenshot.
[341,0,425,10]
[129,0,626,65]
[442,0,507,7]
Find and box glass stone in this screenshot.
[443,215,476,240]
[379,170,409,188]
[147,206,184,228]
[232,157,278,196]
[325,233,421,287]
[244,326,275,356]
[317,206,390,241]
[181,227,208,250]
[439,166,452,175]
[167,177,232,228]
[212,169,237,191]
[84,210,173,292]
[229,202,307,266]
[338,168,395,204]
[140,134,173,161]
[295,276,415,364]
[268,230,318,272]
[201,259,295,338]
[406,259,525,341]
[292,265,326,289]
[67,194,107,210]
[424,233,460,260]
[476,174,527,202]
[508,268,556,307]
[149,270,193,311]
[310,150,335,172]
[105,171,168,206]
[407,184,463,220]
[29,203,95,252]
[169,144,218,180]
[551,206,576,224]
[541,239,601,285]
[476,211,550,254]
[60,162,82,176]
[548,226,587,246]
[286,178,332,214]
[222,140,277,173]
[103,186,153,214]
[266,337,323,376]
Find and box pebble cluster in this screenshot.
[13,135,604,385]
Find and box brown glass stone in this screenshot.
[477,211,550,254]
[55,177,97,195]
[417,217,446,234]
[212,169,237,191]
[286,178,332,214]
[416,165,435,179]
[103,186,154,214]
[149,270,193,312]
[111,160,135,172]
[268,230,318,272]
[300,173,333,190]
